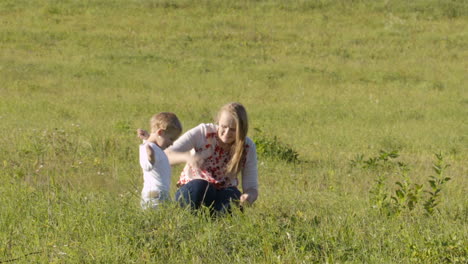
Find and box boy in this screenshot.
[138,112,182,209]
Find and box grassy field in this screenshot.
[1,0,467,263]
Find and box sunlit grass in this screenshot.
[1,0,467,262]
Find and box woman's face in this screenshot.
[217,111,237,145]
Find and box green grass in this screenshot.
[1,0,467,262]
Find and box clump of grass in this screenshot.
[253,128,299,163]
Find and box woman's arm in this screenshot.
[164,149,190,165]
[241,137,259,205]
[164,149,204,167]
[164,124,207,167]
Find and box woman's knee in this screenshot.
[213,187,241,213]
[175,179,212,208]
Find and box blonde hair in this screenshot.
[217,102,248,175]
[150,112,182,134]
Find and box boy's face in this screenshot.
[156,129,180,150]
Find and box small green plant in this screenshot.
[364,156,380,168]
[390,163,423,214]
[378,150,400,162]
[350,150,400,169]
[253,128,299,163]
[361,150,402,214]
[369,173,390,213]
[349,153,364,168]
[367,151,452,217]
[369,161,422,216]
[423,153,451,215]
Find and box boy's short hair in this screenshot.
[150,112,182,133]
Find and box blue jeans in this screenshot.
[175,179,241,213]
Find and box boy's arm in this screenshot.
[139,143,154,171]
[146,144,155,164]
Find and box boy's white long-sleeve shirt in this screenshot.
[139,142,171,195]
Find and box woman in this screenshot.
[166,102,258,213]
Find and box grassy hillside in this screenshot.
[1,0,467,263]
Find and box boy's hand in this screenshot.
[137,129,149,140]
[146,144,155,164]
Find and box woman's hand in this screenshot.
[187,153,204,170]
[240,194,250,206]
[240,188,258,206]
[137,129,149,140]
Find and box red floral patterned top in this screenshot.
[168,123,258,190]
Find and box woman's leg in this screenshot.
[175,179,215,209]
[213,187,241,213]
